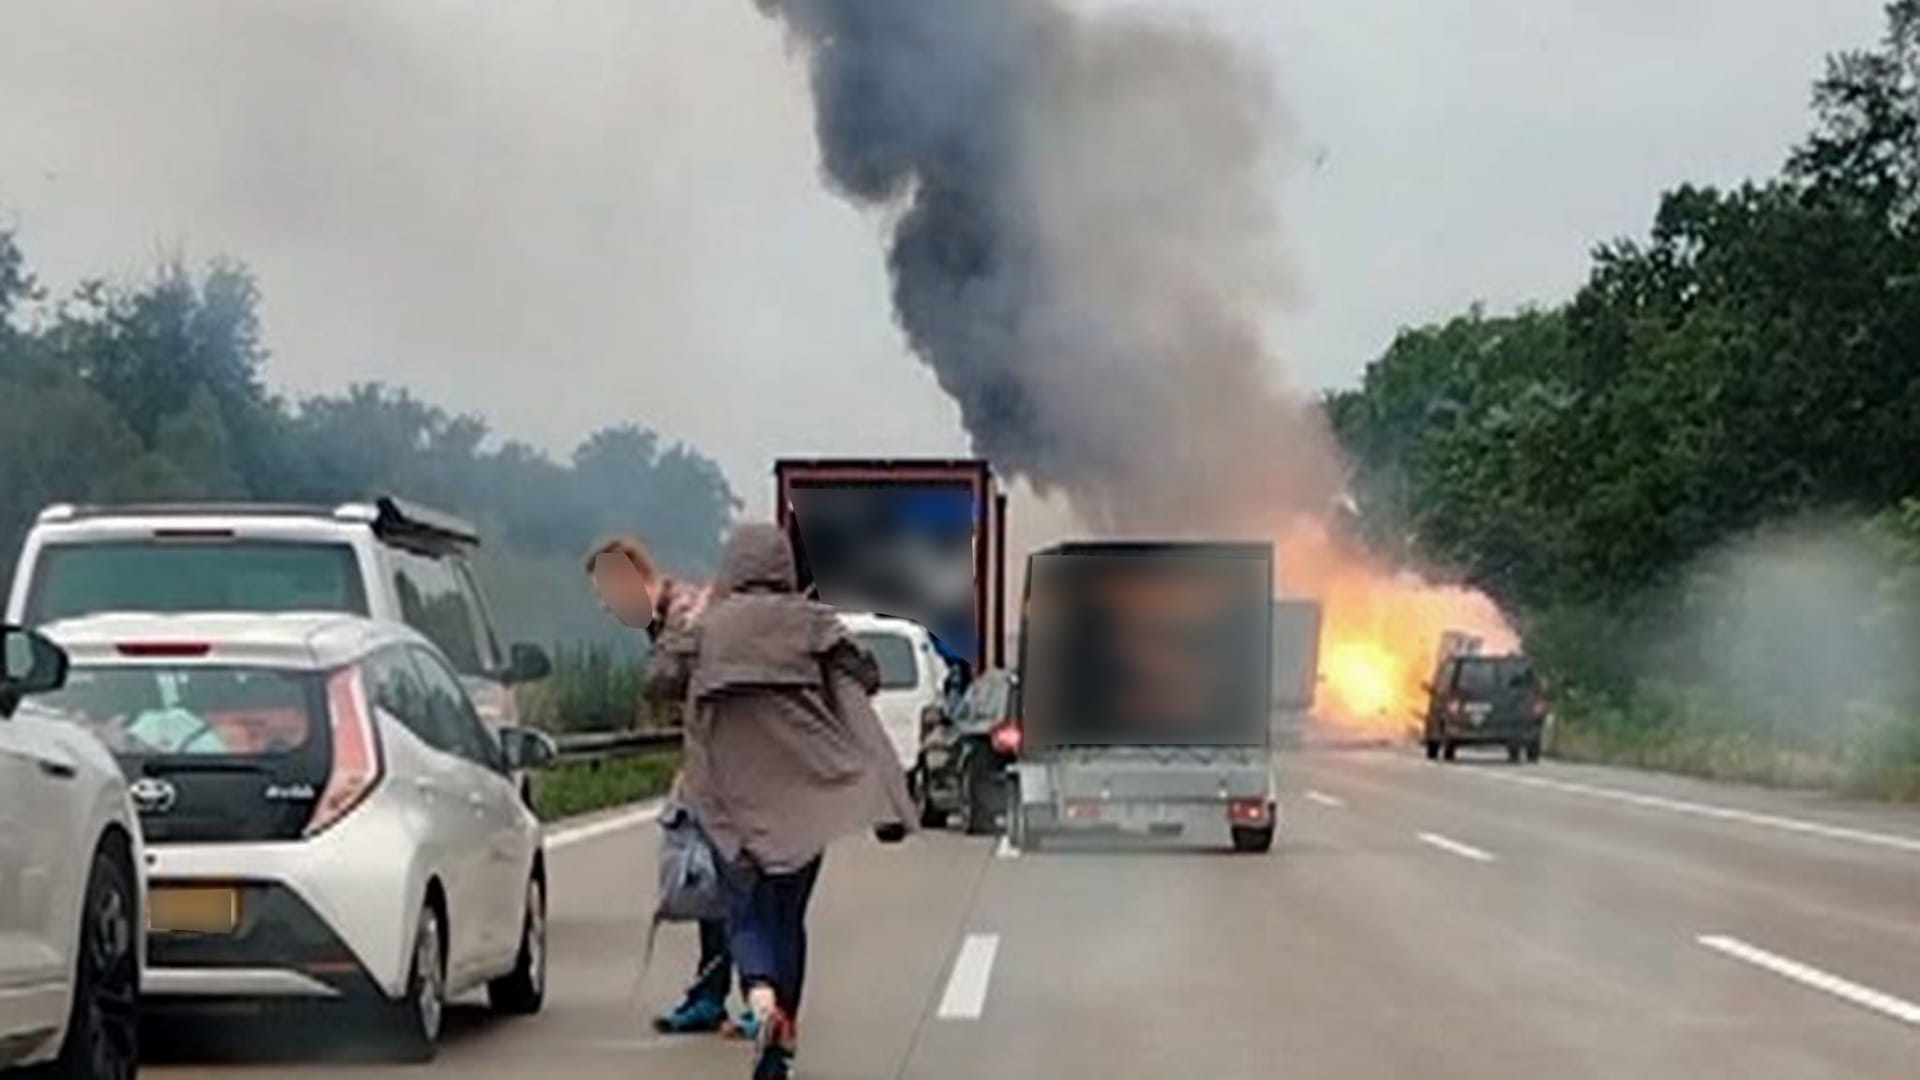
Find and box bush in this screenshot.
[517,642,673,733]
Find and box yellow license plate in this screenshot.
[149,886,241,934]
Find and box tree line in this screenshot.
[0,233,737,652]
[1327,1,1920,795]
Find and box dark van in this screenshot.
[1422,655,1547,763]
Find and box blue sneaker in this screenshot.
[653,995,728,1034]
[727,1009,761,1042]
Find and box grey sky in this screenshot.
[0,0,1890,518]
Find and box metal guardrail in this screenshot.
[552,729,683,763]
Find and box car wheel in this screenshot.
[1526,740,1543,764]
[488,874,547,1015]
[1423,740,1440,761]
[1441,742,1458,762]
[378,903,446,1062]
[1231,825,1276,854]
[1507,743,1523,764]
[47,846,139,1080]
[961,755,1003,836]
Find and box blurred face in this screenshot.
[591,552,657,629]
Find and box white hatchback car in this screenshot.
[35,613,558,1062]
[0,624,143,1080]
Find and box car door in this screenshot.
[364,645,493,984]
[409,647,525,972]
[0,715,83,1049]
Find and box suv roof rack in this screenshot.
[36,496,480,549]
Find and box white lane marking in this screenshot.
[1417,831,1495,863]
[1698,935,1920,1026]
[1472,771,1920,856]
[1304,790,1345,808]
[995,834,1020,859]
[936,934,1001,1020]
[548,802,663,850]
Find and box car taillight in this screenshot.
[1228,798,1270,825]
[306,667,384,837]
[989,721,1023,756]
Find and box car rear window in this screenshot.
[1454,659,1535,697]
[38,665,323,757]
[28,541,366,623]
[31,664,333,843]
[855,631,919,691]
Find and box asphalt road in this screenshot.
[144,748,1920,1079]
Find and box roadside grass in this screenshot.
[531,749,680,822]
[1550,692,1920,802]
[516,642,678,733]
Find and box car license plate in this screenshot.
[149,886,241,934]
[1466,704,1492,726]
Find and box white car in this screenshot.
[35,613,558,1062]
[839,612,951,770]
[0,623,144,1080]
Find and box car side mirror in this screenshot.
[0,624,68,720]
[499,726,559,771]
[503,643,553,686]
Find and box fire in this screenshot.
[1278,518,1519,741]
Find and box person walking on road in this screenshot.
[586,537,757,1040]
[647,522,916,1080]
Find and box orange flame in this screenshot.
[1279,519,1518,741]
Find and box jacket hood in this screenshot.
[716,522,798,594]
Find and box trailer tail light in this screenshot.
[1228,798,1271,825]
[989,721,1023,756]
[1065,799,1103,821]
[306,666,384,837]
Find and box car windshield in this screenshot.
[854,631,918,691]
[32,664,324,759]
[28,541,366,623]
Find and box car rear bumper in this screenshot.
[144,879,381,1001]
[143,786,431,1000]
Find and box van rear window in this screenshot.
[28,541,366,623]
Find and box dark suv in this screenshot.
[916,669,1022,834]
[1422,655,1546,763]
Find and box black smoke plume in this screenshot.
[754,0,1343,534]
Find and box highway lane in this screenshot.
[144,750,1920,1079]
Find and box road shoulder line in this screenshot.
[1471,771,1920,855]
[547,801,664,849]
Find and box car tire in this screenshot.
[45,846,139,1080]
[1507,743,1523,764]
[1231,825,1276,854]
[1423,740,1440,761]
[1526,740,1543,764]
[1441,742,1458,762]
[488,874,547,1016]
[961,754,1003,836]
[377,902,446,1063]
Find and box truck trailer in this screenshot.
[774,458,1007,676]
[1009,541,1279,853]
